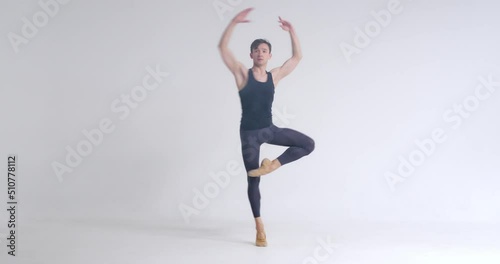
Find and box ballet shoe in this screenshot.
[248,158,272,177]
[255,231,267,247]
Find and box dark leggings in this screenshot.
[239,124,315,218]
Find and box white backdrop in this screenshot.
[1,0,500,237]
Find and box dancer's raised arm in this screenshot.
[271,16,302,86]
[218,8,253,89]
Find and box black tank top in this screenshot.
[238,69,275,130]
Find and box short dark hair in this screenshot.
[250,39,272,53]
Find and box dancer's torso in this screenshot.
[238,69,275,130]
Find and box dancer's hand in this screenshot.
[278,16,293,32]
[232,7,254,23]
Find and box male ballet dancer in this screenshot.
[218,8,315,247]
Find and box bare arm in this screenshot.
[218,8,253,89]
[271,17,302,86]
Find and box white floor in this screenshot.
[2,219,499,264]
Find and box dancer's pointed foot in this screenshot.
[255,231,267,247]
[254,217,267,247]
[248,158,281,177]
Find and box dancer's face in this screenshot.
[250,43,272,66]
